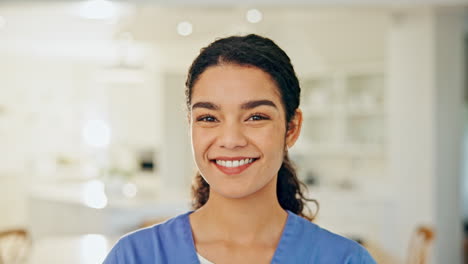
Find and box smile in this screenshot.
[211,157,259,175]
[215,158,255,168]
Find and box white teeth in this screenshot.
[216,160,227,167]
[215,158,256,168]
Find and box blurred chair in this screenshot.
[406,226,435,264]
[0,229,31,264]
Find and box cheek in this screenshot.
[191,128,204,153]
[262,122,286,145]
[258,125,286,164]
[253,128,286,158]
[191,127,214,160]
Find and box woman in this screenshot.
[103,34,376,264]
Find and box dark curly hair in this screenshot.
[185,34,318,221]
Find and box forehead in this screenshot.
[191,64,282,106]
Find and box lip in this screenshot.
[211,156,257,161]
[210,157,259,175]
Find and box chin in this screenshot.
[210,184,266,200]
[214,189,252,199]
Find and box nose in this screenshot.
[217,121,248,149]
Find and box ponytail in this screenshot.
[276,155,318,221]
[191,171,210,210]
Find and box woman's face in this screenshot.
[190,64,301,199]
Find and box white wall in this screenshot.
[387,7,465,263]
[433,7,465,264]
[159,72,194,201]
[463,106,468,219]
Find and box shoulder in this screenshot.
[117,211,187,248]
[103,212,195,264]
[124,211,190,243]
[285,211,376,263]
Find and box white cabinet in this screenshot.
[291,70,387,190]
[290,70,394,251]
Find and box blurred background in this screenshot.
[0,0,466,263]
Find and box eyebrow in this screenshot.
[191,102,219,110]
[191,100,278,111]
[241,100,277,110]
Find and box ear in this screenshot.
[285,108,303,149]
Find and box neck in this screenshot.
[190,176,288,245]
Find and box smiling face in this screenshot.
[190,64,301,200]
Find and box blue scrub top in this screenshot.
[103,210,376,263]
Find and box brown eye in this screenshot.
[197,115,217,122]
[247,114,269,121]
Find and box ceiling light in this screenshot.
[79,0,117,20]
[177,21,193,36]
[246,9,262,24]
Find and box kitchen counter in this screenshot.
[28,180,190,239]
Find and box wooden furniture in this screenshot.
[406,226,435,264]
[0,229,31,264]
